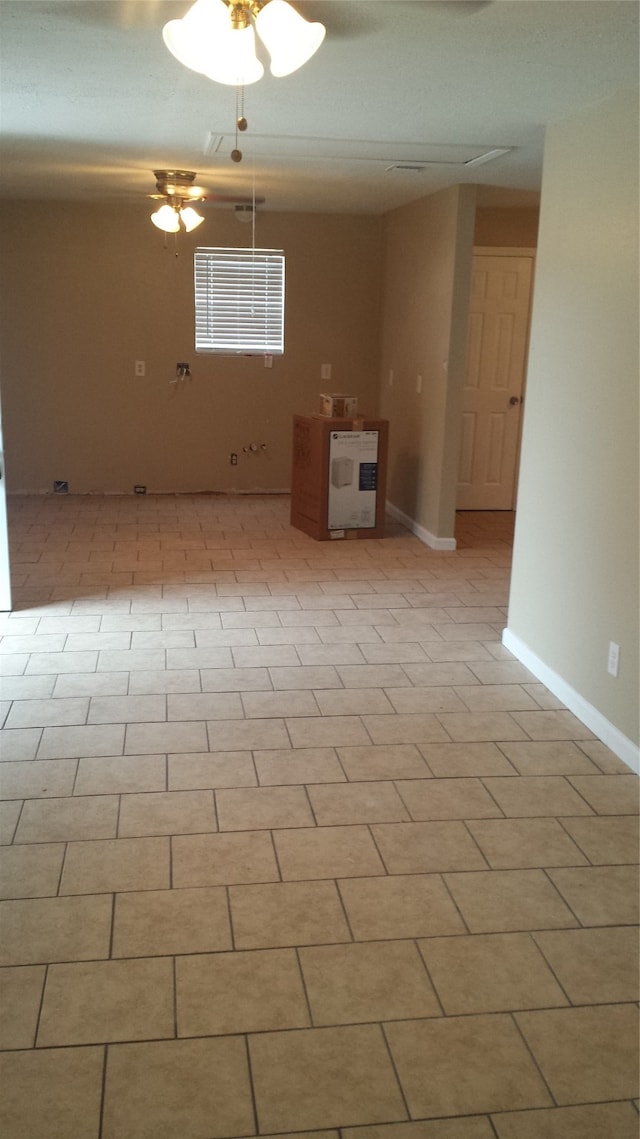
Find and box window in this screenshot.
[194,247,285,355]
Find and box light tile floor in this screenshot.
[0,494,638,1139]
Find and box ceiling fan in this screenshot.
[149,170,207,231]
[149,170,265,231]
[81,0,492,35]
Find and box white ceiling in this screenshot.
[0,0,637,214]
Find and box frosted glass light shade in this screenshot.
[151,204,181,233]
[162,0,230,76]
[202,24,264,85]
[180,206,205,231]
[255,0,325,77]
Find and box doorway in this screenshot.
[457,248,535,511]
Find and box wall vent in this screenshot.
[387,148,511,173]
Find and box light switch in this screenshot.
[321,363,332,380]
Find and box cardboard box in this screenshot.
[291,413,388,541]
[320,393,358,418]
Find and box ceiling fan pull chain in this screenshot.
[231,84,247,163]
[252,162,256,251]
[238,83,247,132]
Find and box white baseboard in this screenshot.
[8,488,292,498]
[502,628,639,774]
[385,500,457,551]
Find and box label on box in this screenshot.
[328,431,379,530]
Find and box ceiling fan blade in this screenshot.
[202,194,266,205]
[425,0,493,14]
[293,1,373,39]
[69,0,185,30]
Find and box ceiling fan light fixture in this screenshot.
[162,0,325,85]
[151,203,181,232]
[255,0,325,77]
[149,172,207,235]
[180,205,205,231]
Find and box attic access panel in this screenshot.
[203,132,511,169]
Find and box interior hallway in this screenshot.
[0,493,638,1138]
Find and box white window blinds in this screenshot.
[194,247,285,355]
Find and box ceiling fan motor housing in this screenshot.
[153,170,205,201]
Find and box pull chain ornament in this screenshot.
[231,85,247,162]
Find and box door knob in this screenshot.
[509,395,520,406]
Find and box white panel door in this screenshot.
[0,395,11,611]
[457,253,534,510]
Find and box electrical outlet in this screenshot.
[135,361,145,377]
[230,453,238,465]
[607,641,620,677]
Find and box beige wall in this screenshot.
[378,185,476,543]
[0,203,383,494]
[474,207,539,248]
[506,88,639,759]
[0,194,532,537]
